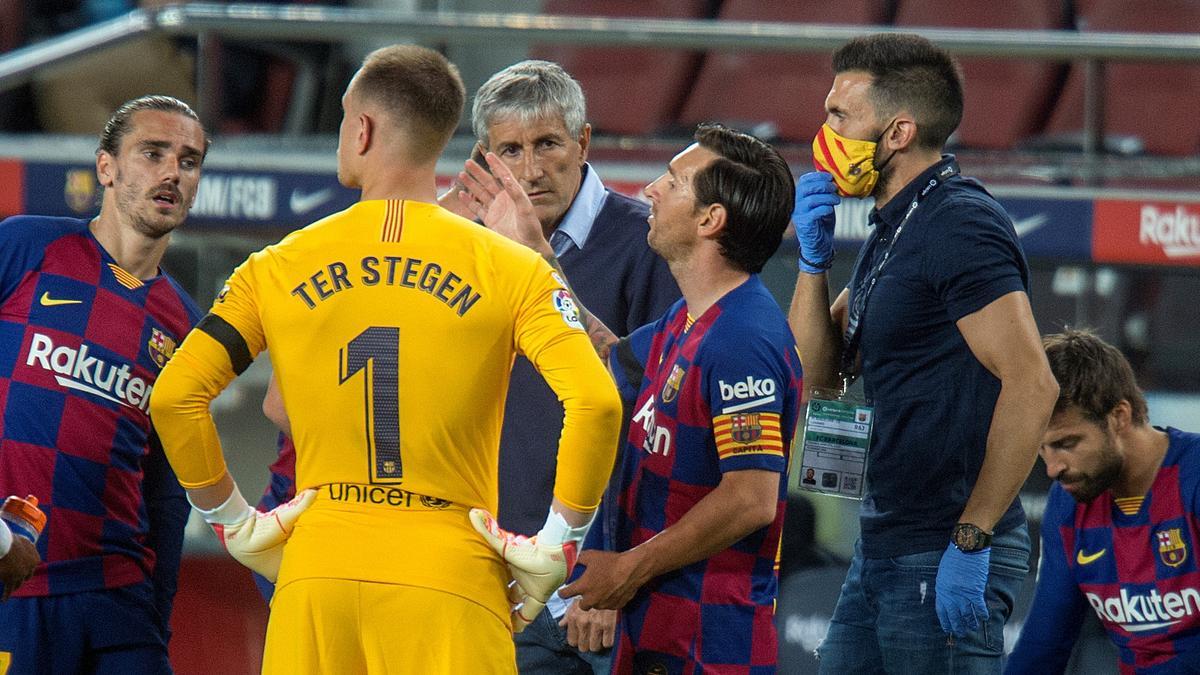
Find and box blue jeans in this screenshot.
[817,524,1030,675]
[515,605,613,675]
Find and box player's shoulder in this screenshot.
[707,277,791,344]
[156,273,204,324]
[418,203,547,267]
[1169,427,1200,454]
[1166,428,1200,484]
[0,215,91,279]
[0,214,90,246]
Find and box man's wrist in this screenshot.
[951,522,993,553]
[189,484,253,526]
[623,546,657,589]
[538,507,593,547]
[798,248,835,273]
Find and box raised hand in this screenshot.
[793,171,841,273]
[457,152,551,257]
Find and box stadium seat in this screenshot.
[218,0,341,134]
[1043,0,1200,156]
[0,0,23,53]
[893,0,1070,150]
[677,1,893,142]
[218,42,322,135]
[533,0,712,136]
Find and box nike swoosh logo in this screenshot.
[1077,548,1107,565]
[1012,213,1049,238]
[39,292,82,306]
[290,187,335,215]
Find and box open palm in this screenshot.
[457,152,549,255]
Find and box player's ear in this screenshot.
[96,151,116,188]
[697,202,727,240]
[1109,400,1133,433]
[356,113,373,156]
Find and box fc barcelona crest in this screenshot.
[661,364,685,403]
[64,169,97,213]
[148,328,177,368]
[730,413,763,444]
[1157,528,1188,567]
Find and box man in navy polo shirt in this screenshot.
[789,33,1059,673]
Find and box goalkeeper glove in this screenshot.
[191,484,317,583]
[469,508,590,632]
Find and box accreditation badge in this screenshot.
[794,387,872,500]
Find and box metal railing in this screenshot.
[2,3,1200,158]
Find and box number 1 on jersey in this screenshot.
[339,327,402,482]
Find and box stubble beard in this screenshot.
[1066,433,1125,504]
[115,181,181,240]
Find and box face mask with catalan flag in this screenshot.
[811,122,891,198]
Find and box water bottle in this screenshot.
[1,495,46,544]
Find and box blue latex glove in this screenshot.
[935,543,990,637]
[792,171,841,273]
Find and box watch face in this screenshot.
[954,524,988,551]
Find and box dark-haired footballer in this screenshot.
[0,95,207,674]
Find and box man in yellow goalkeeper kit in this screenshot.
[149,45,622,674]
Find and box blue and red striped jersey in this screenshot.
[608,275,802,672]
[0,215,200,597]
[1008,428,1200,674]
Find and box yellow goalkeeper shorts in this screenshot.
[262,578,515,674]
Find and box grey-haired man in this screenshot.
[446,59,679,674]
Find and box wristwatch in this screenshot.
[951,523,993,553]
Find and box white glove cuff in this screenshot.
[537,508,594,547]
[0,521,12,558]
[189,484,254,526]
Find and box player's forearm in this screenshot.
[143,489,188,634]
[788,272,842,396]
[959,369,1059,531]
[149,340,235,490]
[526,300,625,514]
[551,356,624,513]
[1005,519,1083,675]
[622,470,779,586]
[1005,569,1082,674]
[540,250,618,360]
[142,441,189,598]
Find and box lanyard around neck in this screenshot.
[839,161,961,386]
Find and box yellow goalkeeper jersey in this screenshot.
[151,199,621,622]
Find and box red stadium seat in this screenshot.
[1044,0,1200,156]
[533,0,711,136]
[677,1,892,142]
[0,0,24,53]
[893,0,1070,150]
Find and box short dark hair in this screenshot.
[353,45,465,163]
[832,33,963,151]
[691,124,795,274]
[1043,329,1149,426]
[98,95,209,158]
